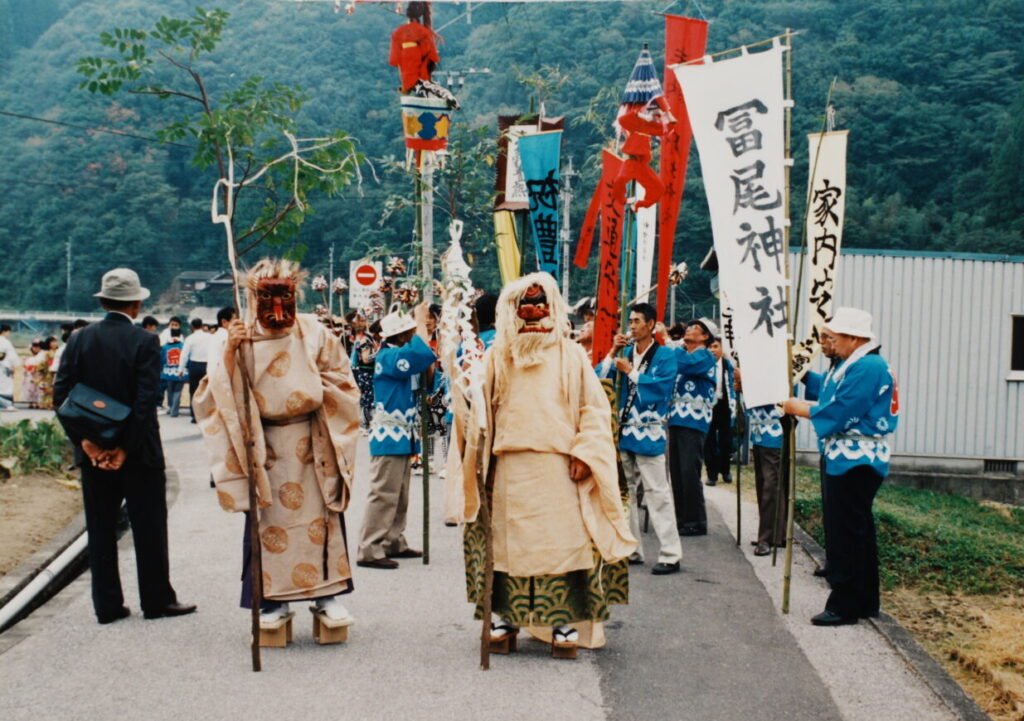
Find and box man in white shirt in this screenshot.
[180,318,212,424]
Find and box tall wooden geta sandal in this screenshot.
[311,608,353,645]
[258,612,295,648]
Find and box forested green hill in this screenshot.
[0,0,1021,311]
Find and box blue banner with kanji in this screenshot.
[517,130,563,280]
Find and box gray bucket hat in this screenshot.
[94,267,151,301]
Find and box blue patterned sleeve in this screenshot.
[809,362,881,439]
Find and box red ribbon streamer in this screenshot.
[657,15,708,319]
[592,149,626,365]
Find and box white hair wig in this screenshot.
[491,272,571,400]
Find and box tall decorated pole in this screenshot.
[390,0,459,565]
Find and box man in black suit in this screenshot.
[54,268,195,625]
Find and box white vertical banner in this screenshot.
[675,43,789,408]
[634,185,657,304]
[504,126,534,205]
[792,129,848,381]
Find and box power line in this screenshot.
[0,109,194,149]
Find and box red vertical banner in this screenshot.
[592,149,626,365]
[657,15,709,319]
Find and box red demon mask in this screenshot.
[256,278,297,331]
[516,284,551,333]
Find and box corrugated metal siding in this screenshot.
[790,250,1024,461]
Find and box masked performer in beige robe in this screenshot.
[454,272,637,657]
[194,259,361,628]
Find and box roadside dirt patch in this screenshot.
[885,588,1024,721]
[0,473,82,577]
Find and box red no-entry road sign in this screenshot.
[354,263,378,286]
[349,260,382,311]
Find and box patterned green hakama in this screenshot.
[464,521,629,626]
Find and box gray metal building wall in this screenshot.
[789,249,1024,464]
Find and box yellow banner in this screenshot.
[494,210,521,285]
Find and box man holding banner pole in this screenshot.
[667,319,717,536]
[598,303,681,574]
[783,308,899,626]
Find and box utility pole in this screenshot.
[328,243,335,316]
[559,157,577,302]
[65,238,72,312]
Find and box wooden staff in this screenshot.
[215,146,263,672]
[478,457,496,670]
[227,268,263,672]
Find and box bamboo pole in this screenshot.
[415,159,431,565]
[734,390,743,547]
[670,30,805,69]
[781,28,798,615]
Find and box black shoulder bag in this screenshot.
[56,384,132,447]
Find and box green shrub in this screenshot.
[0,419,73,477]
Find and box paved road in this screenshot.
[0,413,956,721]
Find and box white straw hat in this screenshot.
[93,267,150,301]
[823,307,874,340]
[380,308,416,339]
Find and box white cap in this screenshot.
[823,307,874,340]
[380,308,416,339]
[93,267,150,301]
[696,317,721,340]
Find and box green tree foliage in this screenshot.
[0,0,1020,313]
[75,6,363,268]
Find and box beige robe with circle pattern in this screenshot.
[194,314,361,601]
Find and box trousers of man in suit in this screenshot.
[80,461,176,617]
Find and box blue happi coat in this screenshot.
[598,342,675,456]
[809,352,899,477]
[370,334,437,456]
[747,404,783,449]
[668,346,717,433]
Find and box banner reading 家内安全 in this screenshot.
[675,43,789,409]
[635,186,657,303]
[517,130,563,280]
[792,129,848,381]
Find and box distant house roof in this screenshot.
[837,247,1024,264]
[175,271,221,282]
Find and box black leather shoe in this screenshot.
[813,566,829,578]
[144,602,197,620]
[97,606,130,625]
[705,479,717,486]
[628,555,645,565]
[386,548,423,559]
[753,542,771,556]
[357,558,399,569]
[651,562,681,575]
[811,610,857,627]
[722,474,732,484]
